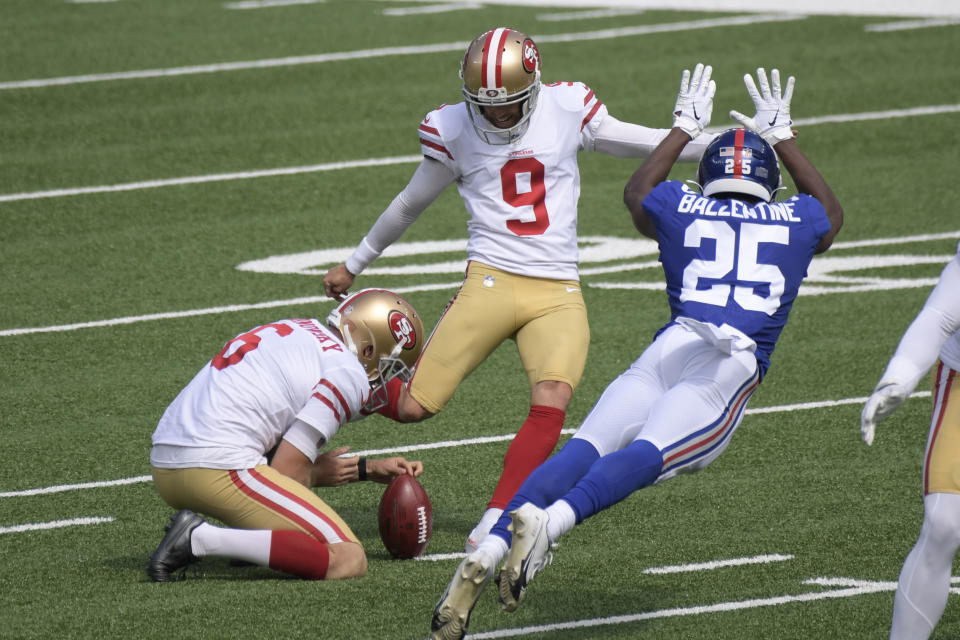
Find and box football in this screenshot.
[378,474,432,559]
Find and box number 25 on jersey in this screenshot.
[681,219,788,315]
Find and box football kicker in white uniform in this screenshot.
[324,27,718,560]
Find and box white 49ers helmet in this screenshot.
[460,27,541,144]
[326,288,424,411]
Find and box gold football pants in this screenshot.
[152,464,360,544]
[409,261,589,414]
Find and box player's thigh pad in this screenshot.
[644,330,759,480]
[514,275,588,389]
[573,324,758,477]
[572,350,667,457]
[924,363,960,495]
[410,263,542,413]
[151,465,359,544]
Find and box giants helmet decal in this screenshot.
[460,27,541,144]
[697,128,783,202]
[326,289,425,411]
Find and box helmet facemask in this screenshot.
[462,79,540,145]
[364,343,415,413]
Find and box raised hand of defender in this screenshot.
[672,63,716,139]
[860,382,909,446]
[730,67,795,144]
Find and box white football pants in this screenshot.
[573,321,759,483]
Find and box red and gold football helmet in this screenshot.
[460,27,541,144]
[326,288,424,410]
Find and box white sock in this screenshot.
[890,493,960,640]
[473,508,503,536]
[466,507,504,551]
[476,531,509,565]
[545,500,576,543]
[190,523,272,566]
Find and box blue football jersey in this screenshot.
[641,181,831,377]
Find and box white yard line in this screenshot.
[865,17,960,30]
[3,231,955,339]
[0,283,459,337]
[0,516,115,534]
[1,104,956,206]
[790,104,960,126]
[0,392,929,499]
[0,476,153,498]
[643,554,795,574]
[382,3,483,16]
[538,8,647,20]
[224,0,322,9]
[0,15,801,91]
[0,155,422,203]
[468,577,897,638]
[422,0,959,18]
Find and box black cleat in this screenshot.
[147,510,205,582]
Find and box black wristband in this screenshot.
[357,456,367,482]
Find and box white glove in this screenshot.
[672,63,716,139]
[860,382,909,446]
[729,67,795,144]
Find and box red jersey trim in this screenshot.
[581,100,604,131]
[317,378,351,422]
[420,137,454,160]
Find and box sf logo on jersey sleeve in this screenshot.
[389,311,418,350]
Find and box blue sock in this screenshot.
[489,438,599,544]
[564,439,663,524]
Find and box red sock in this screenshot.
[268,530,330,580]
[487,405,565,510]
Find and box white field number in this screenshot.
[236,232,958,296]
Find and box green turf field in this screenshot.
[2,1,959,638]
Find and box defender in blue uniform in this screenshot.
[429,66,844,640]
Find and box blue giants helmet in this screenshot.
[697,128,782,202]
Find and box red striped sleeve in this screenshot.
[581,100,604,131]
[317,379,351,421]
[312,392,340,423]
[420,137,454,160]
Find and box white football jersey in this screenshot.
[417,82,609,280]
[150,319,370,470]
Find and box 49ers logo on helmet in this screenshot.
[389,311,417,349]
[521,39,539,74]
